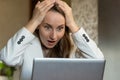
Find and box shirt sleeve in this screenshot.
[72,27,104,59]
[0,27,35,66]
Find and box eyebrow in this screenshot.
[44,23,52,28]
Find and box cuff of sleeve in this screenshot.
[14,27,36,45]
[22,27,35,38]
[72,27,89,42]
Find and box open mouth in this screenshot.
[48,40,56,44]
[46,40,57,48]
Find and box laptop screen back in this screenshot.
[31,58,105,80]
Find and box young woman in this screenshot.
[0,0,104,80]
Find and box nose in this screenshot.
[50,30,57,40]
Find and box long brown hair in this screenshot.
[33,1,73,58]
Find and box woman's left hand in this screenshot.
[55,0,80,33]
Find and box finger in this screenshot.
[37,0,55,10]
[38,3,54,14]
[57,0,72,13]
[43,3,54,13]
[56,1,66,12]
[56,0,70,8]
[35,1,40,7]
[40,0,55,6]
[36,0,48,8]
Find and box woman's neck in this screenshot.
[42,45,50,57]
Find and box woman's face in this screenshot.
[38,11,65,48]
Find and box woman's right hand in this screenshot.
[25,0,55,33]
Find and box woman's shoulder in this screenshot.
[30,36,41,46]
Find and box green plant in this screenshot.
[0,61,16,80]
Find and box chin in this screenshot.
[45,43,57,49]
[43,42,58,49]
[46,45,55,49]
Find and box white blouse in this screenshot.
[0,27,104,80]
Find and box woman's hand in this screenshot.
[55,0,80,33]
[25,0,55,33]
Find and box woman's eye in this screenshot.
[44,26,51,30]
[57,27,64,31]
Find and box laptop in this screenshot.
[31,58,105,80]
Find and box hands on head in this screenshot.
[25,0,79,33]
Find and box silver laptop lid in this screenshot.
[31,58,105,80]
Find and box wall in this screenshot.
[99,0,120,45]
[72,0,98,43]
[99,0,120,80]
[0,0,30,80]
[0,0,30,49]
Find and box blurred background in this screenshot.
[0,0,120,80]
[99,0,120,80]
